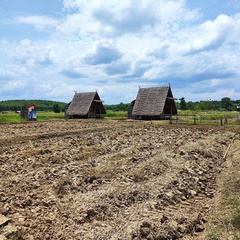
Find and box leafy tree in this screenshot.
[179,97,187,110]
[187,101,196,111]
[104,102,131,111]
[53,103,60,113]
[0,100,67,111]
[221,97,233,111]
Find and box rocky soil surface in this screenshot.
[0,119,236,239]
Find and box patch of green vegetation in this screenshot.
[0,99,68,112]
[103,110,127,120]
[0,111,26,123]
[37,111,65,121]
[175,110,240,126]
[232,198,240,231]
[204,139,240,240]
[104,102,131,111]
[177,110,238,119]
[0,111,65,123]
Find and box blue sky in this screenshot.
[0,0,239,104]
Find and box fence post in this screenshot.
[220,118,223,126]
[194,114,196,125]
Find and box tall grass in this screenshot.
[103,110,127,120]
[178,110,239,119]
[0,111,25,123]
[37,111,66,121]
[0,111,65,123]
[175,111,240,126]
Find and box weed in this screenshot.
[233,211,240,230]
[55,177,72,198]
[232,198,240,231]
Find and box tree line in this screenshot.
[178,97,240,111]
[0,100,68,112]
[0,98,239,113]
[104,98,240,112]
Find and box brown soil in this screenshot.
[0,119,238,239]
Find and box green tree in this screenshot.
[179,97,187,110]
[53,103,60,113]
[187,101,196,111]
[221,97,233,111]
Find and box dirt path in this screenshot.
[0,120,236,239]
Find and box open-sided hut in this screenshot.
[66,92,106,118]
[129,86,177,120]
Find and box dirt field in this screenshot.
[0,119,239,239]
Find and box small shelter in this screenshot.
[66,91,106,118]
[129,86,177,120]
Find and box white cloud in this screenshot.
[2,15,62,31]
[83,43,122,65]
[18,15,60,28]
[60,0,200,38]
[0,0,240,103]
[183,14,240,55]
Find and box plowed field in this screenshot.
[0,120,238,239]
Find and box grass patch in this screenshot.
[178,110,239,118]
[0,111,65,123]
[103,110,127,120]
[203,137,240,239]
[1,110,239,125]
[174,111,240,126]
[37,111,65,121]
[0,111,26,123]
[177,110,239,120]
[233,206,240,230]
[104,110,127,120]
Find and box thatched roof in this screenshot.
[132,86,177,116]
[66,92,106,116]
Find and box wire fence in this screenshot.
[170,114,240,126]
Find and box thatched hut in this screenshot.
[66,92,106,118]
[129,86,177,120]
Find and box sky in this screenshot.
[0,0,240,104]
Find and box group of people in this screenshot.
[28,104,37,120]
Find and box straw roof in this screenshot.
[132,86,177,116]
[66,92,106,116]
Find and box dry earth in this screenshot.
[0,119,238,239]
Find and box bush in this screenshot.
[53,103,61,113]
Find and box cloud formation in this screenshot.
[84,43,122,65]
[0,0,239,103]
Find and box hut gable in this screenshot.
[131,86,177,119]
[66,92,106,118]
